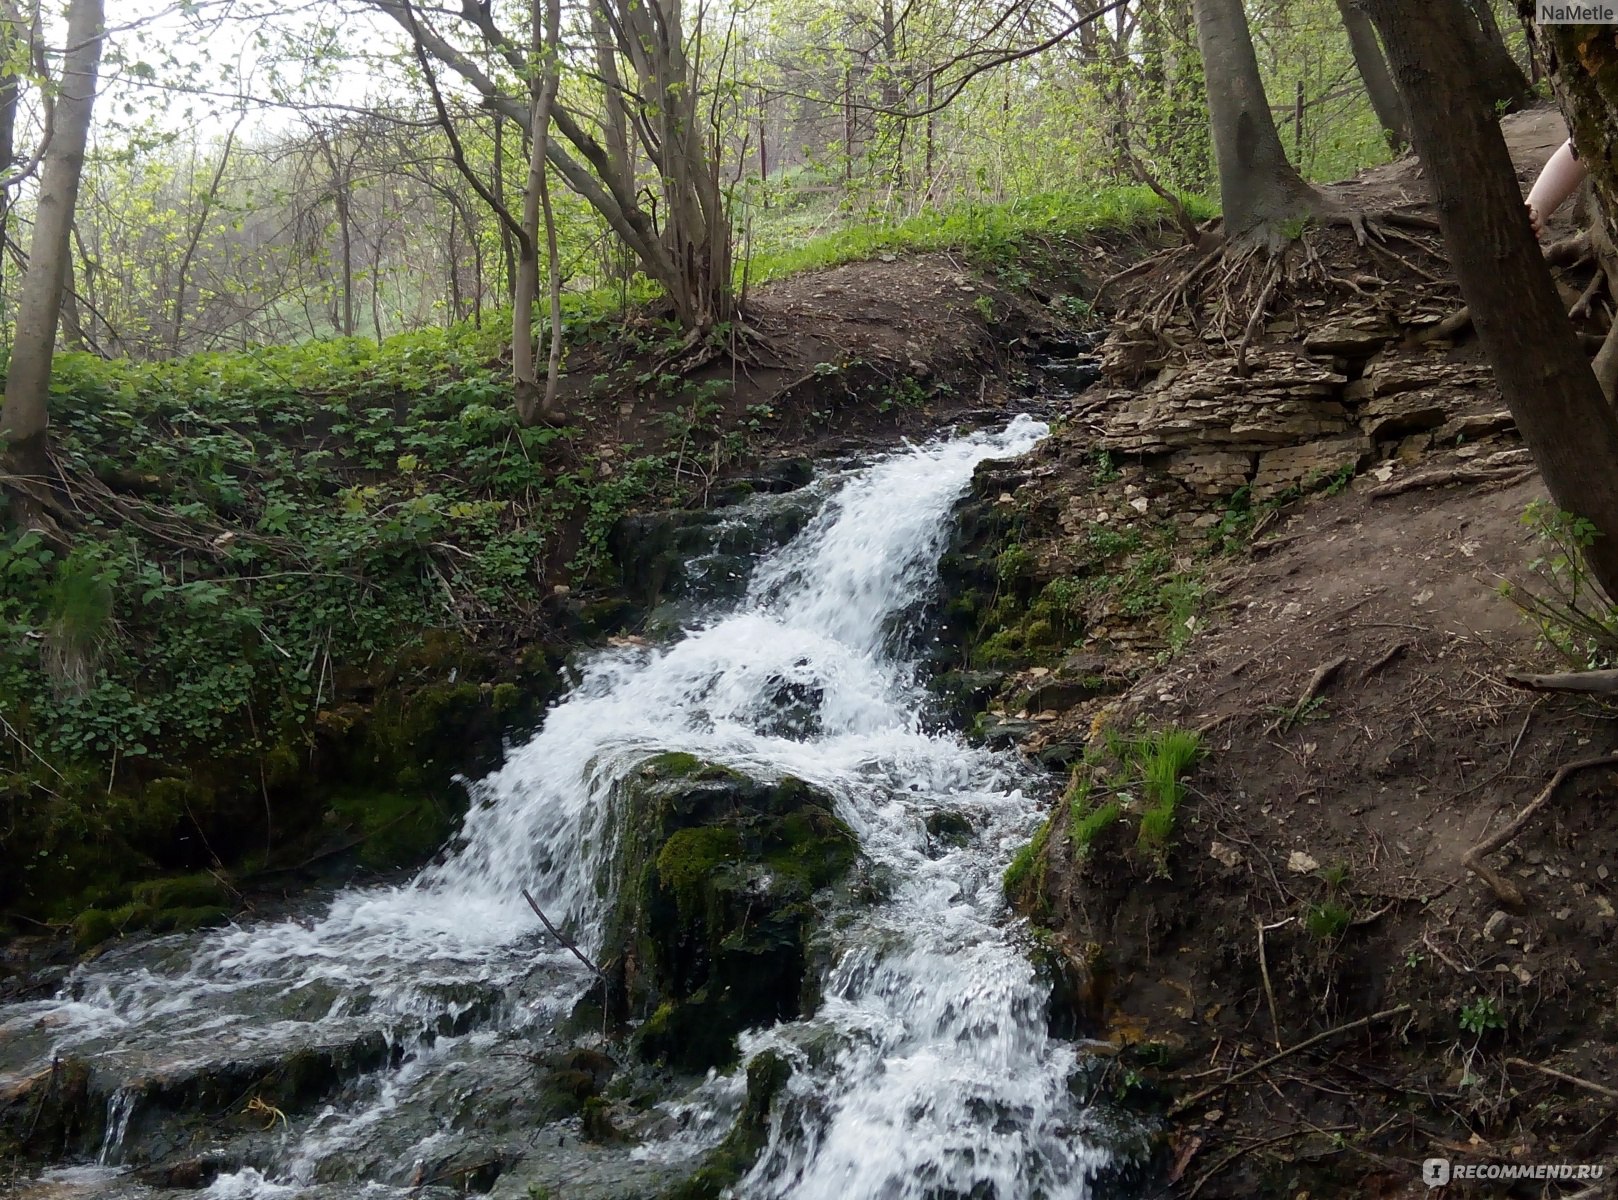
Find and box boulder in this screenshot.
[598,754,857,1072]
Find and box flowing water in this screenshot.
[0,414,1127,1199]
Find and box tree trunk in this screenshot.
[1192,0,1326,247]
[1335,0,1408,151]
[1365,0,1618,602]
[1458,0,1533,113]
[1530,17,1618,236]
[2,0,103,485]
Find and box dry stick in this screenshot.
[1358,640,1408,683]
[1506,1056,1618,1102]
[1462,754,1618,910]
[1168,1006,1413,1116]
[521,887,604,979]
[1257,918,1285,1052]
[1503,669,1618,696]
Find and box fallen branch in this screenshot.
[521,887,604,979]
[1462,754,1618,909]
[1503,669,1618,696]
[1506,1056,1618,1102]
[1168,1006,1413,1116]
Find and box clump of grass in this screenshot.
[1066,773,1121,857]
[1135,728,1201,856]
[44,547,115,695]
[1305,901,1352,942]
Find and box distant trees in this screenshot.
[1,0,104,490]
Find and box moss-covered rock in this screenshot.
[600,754,857,1072]
[660,1051,793,1200]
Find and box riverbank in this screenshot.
[969,106,1618,1195]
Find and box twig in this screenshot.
[1358,641,1408,682]
[1505,1057,1618,1101]
[1463,754,1618,909]
[521,887,604,979]
[1168,1006,1412,1116]
[1257,918,1284,1052]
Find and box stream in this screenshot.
[0,414,1133,1200]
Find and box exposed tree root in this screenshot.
[1462,754,1618,910]
[1503,669,1618,695]
[1367,464,1534,497]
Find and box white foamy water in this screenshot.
[0,415,1119,1198]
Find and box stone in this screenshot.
[1250,435,1371,499]
[1483,910,1510,940]
[1359,391,1449,441]
[1303,322,1394,357]
[1165,449,1255,497]
[1287,850,1320,874]
[1440,410,1516,441]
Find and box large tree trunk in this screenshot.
[1,0,104,487]
[1364,0,1618,602]
[1335,0,1407,152]
[1192,0,1326,248]
[1530,17,1618,233]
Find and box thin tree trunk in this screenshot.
[1,0,103,485]
[511,0,548,425]
[536,0,563,421]
[170,120,238,354]
[1192,0,1325,247]
[1458,0,1533,113]
[1366,0,1618,601]
[1335,0,1408,152]
[493,113,516,303]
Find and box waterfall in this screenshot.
[0,414,1122,1199]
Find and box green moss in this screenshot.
[131,872,228,910]
[148,905,230,933]
[1004,814,1055,905]
[491,682,521,713]
[73,904,143,950]
[656,827,743,910]
[328,788,453,870]
[660,1051,792,1200]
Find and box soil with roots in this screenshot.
[961,105,1618,1198]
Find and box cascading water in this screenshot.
[0,414,1126,1200]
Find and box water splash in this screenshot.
[1,415,1119,1198]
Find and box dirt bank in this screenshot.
[967,106,1618,1196]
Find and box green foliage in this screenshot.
[1003,813,1055,901]
[1500,500,1618,667]
[1304,901,1351,941]
[1459,996,1505,1036]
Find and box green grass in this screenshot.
[746,186,1214,285]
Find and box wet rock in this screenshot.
[925,810,975,849]
[598,755,857,1072]
[975,714,1037,749]
[660,1051,792,1200]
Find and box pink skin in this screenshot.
[1526,138,1587,239]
